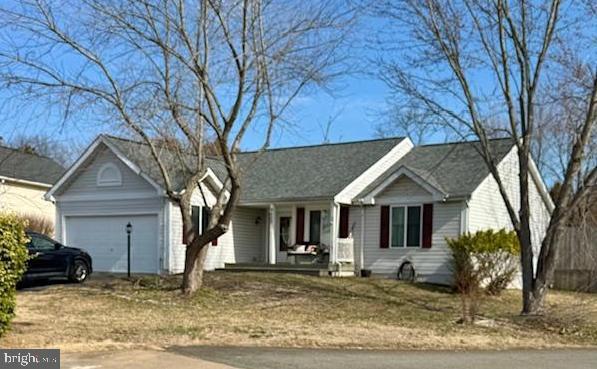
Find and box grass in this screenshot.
[1,272,596,352]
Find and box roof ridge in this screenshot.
[419,137,512,148]
[0,144,61,163]
[102,133,405,154]
[101,134,143,145]
[103,134,224,162]
[239,136,405,154]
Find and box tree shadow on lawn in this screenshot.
[17,278,77,291]
[250,274,458,314]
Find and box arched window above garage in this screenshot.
[97,162,122,186]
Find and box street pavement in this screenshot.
[62,346,597,369]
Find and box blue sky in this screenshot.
[243,79,390,149]
[0,67,392,153]
[0,2,397,153]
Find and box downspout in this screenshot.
[359,204,365,275]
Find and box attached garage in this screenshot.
[47,135,242,275]
[64,214,160,273]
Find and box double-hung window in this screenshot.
[390,205,422,247]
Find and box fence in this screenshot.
[553,226,597,293]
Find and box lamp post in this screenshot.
[126,222,132,279]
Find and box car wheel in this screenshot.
[69,260,89,283]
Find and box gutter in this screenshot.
[0,176,53,189]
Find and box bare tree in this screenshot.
[0,0,354,294]
[372,0,596,314]
[374,105,449,145]
[8,134,76,166]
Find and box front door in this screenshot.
[279,217,291,251]
[277,215,291,263]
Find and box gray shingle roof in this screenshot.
[357,138,515,200]
[101,135,513,203]
[237,138,405,202]
[103,135,226,191]
[0,146,65,185]
[102,135,405,202]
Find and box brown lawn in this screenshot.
[1,272,596,352]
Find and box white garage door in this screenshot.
[65,214,159,273]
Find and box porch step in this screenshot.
[217,263,329,276]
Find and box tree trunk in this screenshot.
[520,227,536,314]
[527,226,565,314]
[182,243,209,295]
[518,148,539,315]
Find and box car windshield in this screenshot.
[29,234,56,251]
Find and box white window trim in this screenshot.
[389,204,423,248]
[96,162,122,187]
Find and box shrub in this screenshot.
[0,213,30,336]
[15,213,54,236]
[473,229,520,295]
[447,233,481,323]
[447,229,520,323]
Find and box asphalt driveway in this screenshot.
[62,347,597,369]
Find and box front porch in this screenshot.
[217,262,329,276]
[232,201,356,276]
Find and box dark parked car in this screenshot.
[24,231,93,283]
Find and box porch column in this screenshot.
[329,201,339,265]
[268,204,276,264]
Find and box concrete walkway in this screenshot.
[62,349,238,369]
[63,347,597,369]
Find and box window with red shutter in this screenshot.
[380,206,390,248]
[296,207,305,244]
[422,203,433,248]
[339,206,350,238]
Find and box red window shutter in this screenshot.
[296,207,305,244]
[339,206,350,238]
[422,203,433,248]
[380,206,390,248]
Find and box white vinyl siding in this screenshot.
[468,148,551,258]
[54,144,167,273]
[55,145,156,198]
[377,175,432,200]
[169,190,266,273]
[351,175,462,284]
[0,181,55,225]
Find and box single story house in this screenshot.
[0,145,64,222]
[46,135,553,284]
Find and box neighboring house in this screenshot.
[46,135,553,284]
[0,145,64,222]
